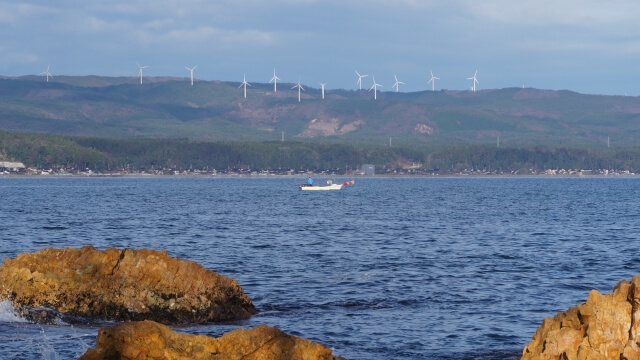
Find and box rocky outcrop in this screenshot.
[0,246,256,324]
[79,320,346,360]
[521,275,640,360]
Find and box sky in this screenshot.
[1,0,639,95]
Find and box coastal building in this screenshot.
[0,161,26,173]
[362,164,375,176]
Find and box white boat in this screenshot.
[299,180,343,191]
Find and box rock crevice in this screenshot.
[0,246,257,324]
[521,275,640,360]
[79,320,346,360]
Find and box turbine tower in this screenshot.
[391,74,404,93]
[369,75,382,100]
[137,63,148,85]
[239,74,251,98]
[355,70,368,90]
[292,78,305,102]
[269,68,281,92]
[320,82,327,99]
[40,65,53,82]
[185,65,197,86]
[467,70,479,92]
[428,70,439,91]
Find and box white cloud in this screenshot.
[0,2,59,24]
[0,0,638,93]
[0,51,39,66]
[144,19,175,31]
[462,0,639,27]
[135,26,278,48]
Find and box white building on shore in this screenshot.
[0,161,26,173]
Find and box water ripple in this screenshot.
[2,177,640,359]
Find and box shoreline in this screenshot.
[1,172,639,179]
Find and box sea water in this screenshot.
[1,176,639,360]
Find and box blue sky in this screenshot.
[1,0,639,95]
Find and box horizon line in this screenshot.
[0,74,631,97]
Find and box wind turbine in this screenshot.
[428,70,439,91]
[239,74,251,98]
[185,65,197,86]
[369,75,382,100]
[292,78,305,102]
[137,63,148,84]
[320,83,327,99]
[40,65,53,82]
[391,74,404,93]
[467,70,479,92]
[269,68,281,92]
[355,70,368,90]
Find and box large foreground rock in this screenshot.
[0,246,256,324]
[521,275,640,360]
[79,320,346,360]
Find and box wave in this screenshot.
[0,301,80,325]
[0,300,28,323]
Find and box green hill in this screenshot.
[1,76,639,148]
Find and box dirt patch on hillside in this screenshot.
[298,117,364,137]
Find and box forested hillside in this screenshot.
[2,131,640,174]
[1,76,640,147]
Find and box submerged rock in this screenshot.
[521,275,640,360]
[79,320,346,360]
[0,246,256,324]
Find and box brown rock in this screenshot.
[0,246,256,324]
[520,276,640,360]
[79,320,347,360]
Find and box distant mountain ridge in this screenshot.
[1,76,639,147]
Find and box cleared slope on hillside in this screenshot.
[1,77,639,147]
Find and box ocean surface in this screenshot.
[1,176,639,360]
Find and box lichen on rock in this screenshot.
[0,246,257,324]
[79,320,347,360]
[521,275,640,360]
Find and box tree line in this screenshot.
[1,130,640,173]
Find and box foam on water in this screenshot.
[0,300,28,323]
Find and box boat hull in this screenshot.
[299,184,343,191]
